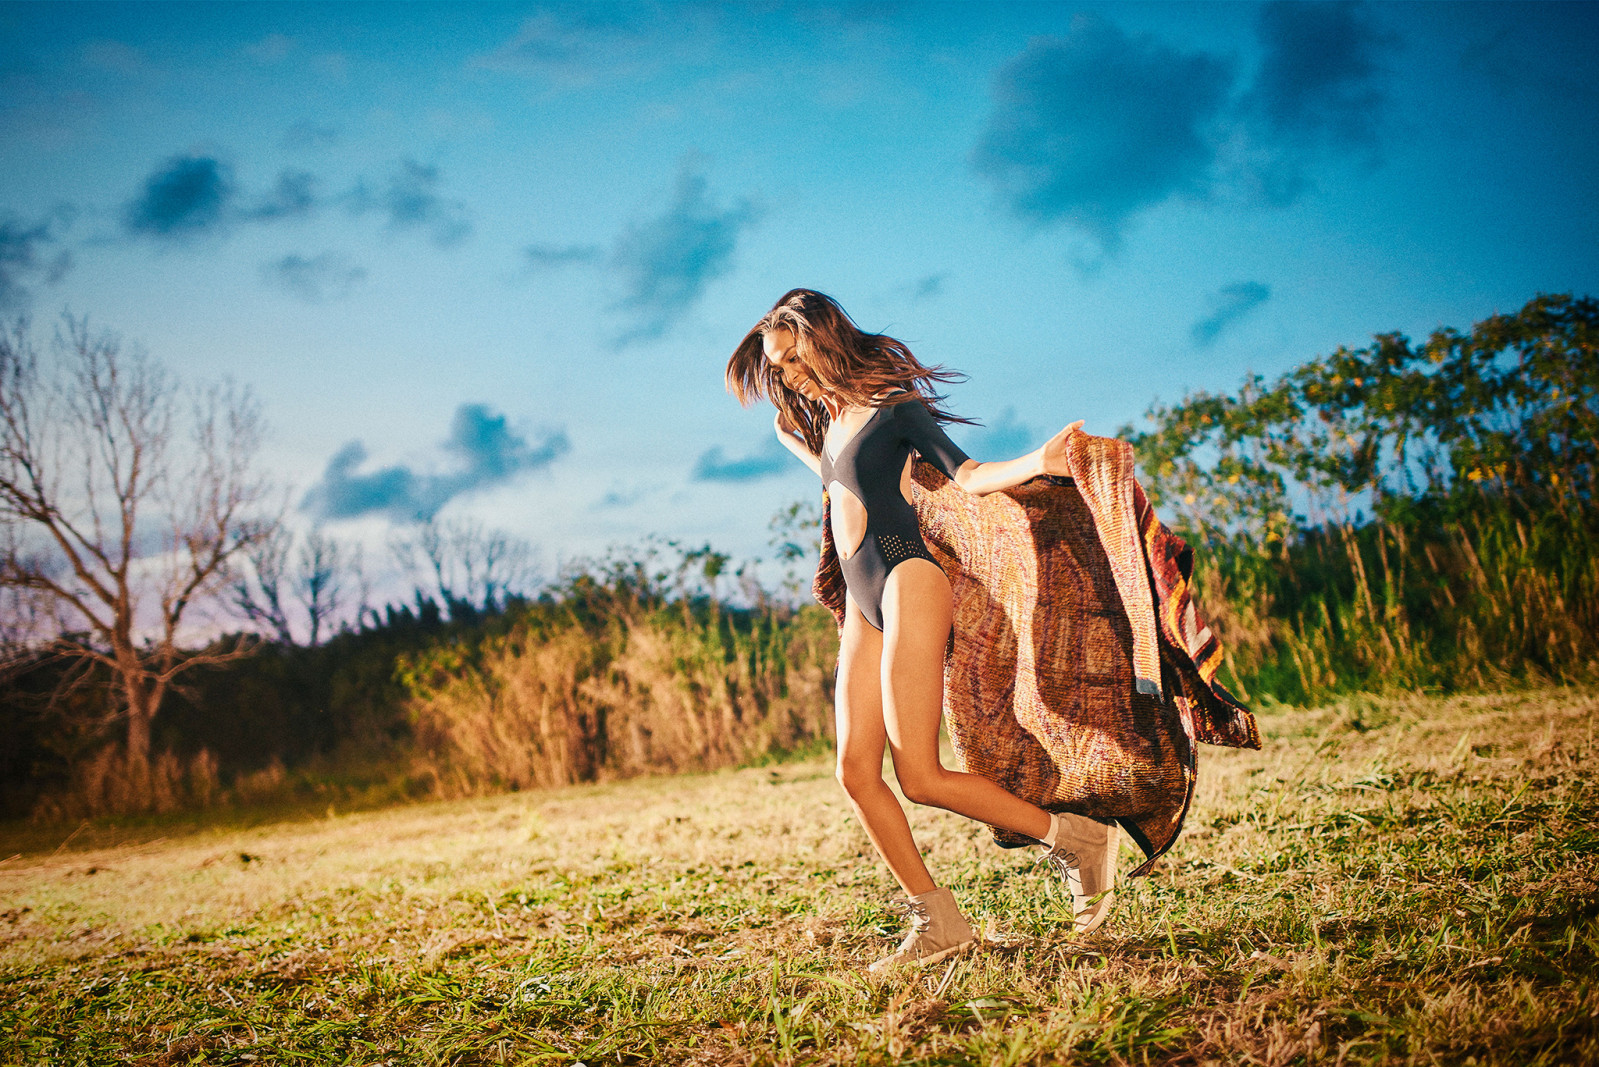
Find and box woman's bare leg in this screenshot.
[834,596,939,897]
[880,559,1053,841]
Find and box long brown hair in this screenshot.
[725,288,971,455]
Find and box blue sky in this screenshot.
[4,0,1596,591]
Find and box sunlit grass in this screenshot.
[3,687,1596,1065]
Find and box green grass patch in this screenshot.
[3,688,1596,1064]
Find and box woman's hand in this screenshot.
[1038,420,1086,477]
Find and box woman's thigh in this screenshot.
[879,558,954,764]
[835,595,887,777]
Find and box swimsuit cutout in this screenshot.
[820,394,971,631]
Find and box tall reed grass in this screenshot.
[1195,505,1599,702]
[399,590,838,795]
[30,747,222,821]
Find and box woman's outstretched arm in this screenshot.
[950,420,1084,497]
[774,411,822,478]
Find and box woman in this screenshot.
[726,289,1116,972]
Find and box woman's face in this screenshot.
[763,327,825,402]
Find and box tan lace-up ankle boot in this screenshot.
[868,887,976,972]
[1039,813,1119,934]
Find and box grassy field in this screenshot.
[2,688,1596,1066]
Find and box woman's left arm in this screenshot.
[950,420,1084,497]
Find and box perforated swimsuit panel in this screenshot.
[819,396,971,631]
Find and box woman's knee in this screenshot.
[895,765,954,808]
[835,758,883,800]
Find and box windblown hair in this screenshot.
[725,288,971,455]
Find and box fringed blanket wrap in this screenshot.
[813,431,1260,877]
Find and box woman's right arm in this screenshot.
[774,412,822,478]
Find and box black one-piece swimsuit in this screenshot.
[820,396,971,632]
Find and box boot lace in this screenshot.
[1043,845,1081,884]
[890,897,932,949]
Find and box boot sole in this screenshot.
[868,937,977,973]
[1073,892,1115,935]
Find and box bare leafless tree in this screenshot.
[232,525,294,644]
[232,525,356,645]
[299,528,348,645]
[0,314,272,773]
[389,517,537,615]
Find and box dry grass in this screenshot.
[2,687,1596,1065]
[29,747,225,823]
[404,605,839,795]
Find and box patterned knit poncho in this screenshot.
[813,431,1261,876]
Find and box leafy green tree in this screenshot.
[1124,293,1598,697]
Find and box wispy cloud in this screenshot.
[612,167,758,346]
[123,154,234,238]
[244,169,319,221]
[313,52,350,82]
[302,404,570,522]
[975,6,1399,250]
[469,4,731,85]
[1240,1,1397,201]
[0,209,74,312]
[518,164,755,339]
[472,5,880,86]
[973,18,1233,252]
[261,252,366,303]
[908,273,946,302]
[473,5,652,79]
[691,436,789,483]
[1246,1,1392,146]
[119,152,474,313]
[282,120,339,152]
[124,157,320,238]
[80,39,152,77]
[124,153,473,246]
[346,160,471,246]
[593,485,646,510]
[243,33,296,64]
[1191,282,1271,347]
[525,243,603,269]
[1459,4,1599,105]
